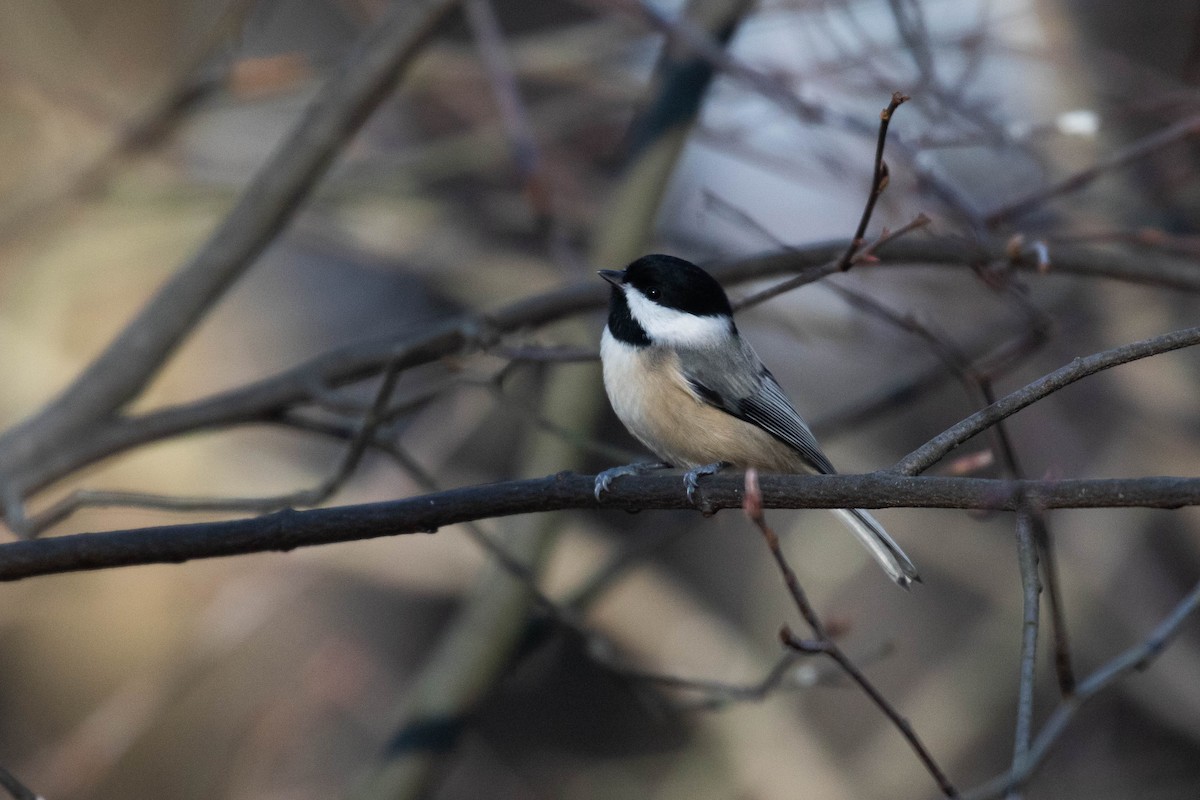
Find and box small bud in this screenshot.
[742,468,762,520]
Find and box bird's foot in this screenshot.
[683,461,728,504]
[594,462,670,500]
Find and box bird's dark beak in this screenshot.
[598,269,624,287]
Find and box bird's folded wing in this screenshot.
[680,346,836,475]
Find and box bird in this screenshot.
[593,253,920,588]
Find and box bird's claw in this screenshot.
[594,462,668,500]
[593,470,619,500]
[682,461,727,505]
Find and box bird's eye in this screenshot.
[646,287,661,301]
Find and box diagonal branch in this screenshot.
[893,325,1200,475]
[0,768,39,800]
[985,112,1200,227]
[0,0,462,476]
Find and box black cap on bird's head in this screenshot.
[599,254,733,318]
[599,255,736,347]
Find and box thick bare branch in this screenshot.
[2,472,1199,582]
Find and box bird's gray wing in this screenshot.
[678,344,837,475]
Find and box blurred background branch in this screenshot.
[0,767,39,800]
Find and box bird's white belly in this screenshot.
[600,328,803,471]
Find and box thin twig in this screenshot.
[629,639,897,711]
[961,578,1200,800]
[982,381,1076,699]
[742,469,958,798]
[893,324,1200,475]
[1036,518,1076,696]
[1009,506,1040,799]
[985,112,1200,226]
[25,355,409,534]
[735,213,931,311]
[625,652,806,708]
[839,91,909,269]
[820,279,1043,449]
[464,0,546,199]
[726,88,917,311]
[969,284,1074,696]
[811,300,1051,440]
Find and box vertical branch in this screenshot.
[1010,506,1041,799]
[979,381,1075,697]
[979,281,1075,697]
[961,578,1200,800]
[886,0,938,88]
[1035,522,1076,695]
[743,470,959,798]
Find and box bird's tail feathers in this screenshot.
[832,508,921,589]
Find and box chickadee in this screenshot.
[595,254,920,588]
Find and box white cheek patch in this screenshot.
[624,287,731,348]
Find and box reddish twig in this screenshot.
[839,91,910,270]
[730,92,916,311]
[742,469,959,798]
